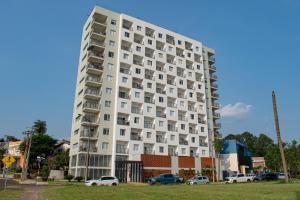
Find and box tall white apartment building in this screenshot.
[69,6,220,181]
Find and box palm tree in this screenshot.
[33,120,47,134]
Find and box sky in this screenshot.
[0,0,299,142]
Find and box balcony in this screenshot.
[179,140,188,145]
[145,74,155,80]
[133,83,143,90]
[79,146,97,153]
[88,51,104,63]
[210,74,218,81]
[131,108,143,115]
[199,142,208,147]
[189,129,196,134]
[144,148,155,155]
[92,18,107,27]
[156,88,166,95]
[209,65,216,71]
[214,123,221,129]
[156,137,167,144]
[117,119,130,126]
[80,131,98,139]
[211,93,219,99]
[208,56,215,63]
[167,79,176,86]
[156,113,166,118]
[198,119,206,124]
[213,112,221,118]
[144,98,155,104]
[87,63,103,75]
[89,39,105,50]
[212,102,220,109]
[116,146,129,154]
[83,102,99,113]
[120,68,131,75]
[144,123,155,129]
[119,92,130,99]
[85,76,102,87]
[168,126,178,132]
[211,83,218,89]
[81,116,98,126]
[84,89,101,99]
[131,134,142,141]
[91,29,106,40]
[167,102,176,108]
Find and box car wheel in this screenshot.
[91,182,97,186]
[233,180,237,183]
[112,182,117,186]
[247,179,251,182]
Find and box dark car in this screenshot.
[253,173,278,181]
[148,174,184,184]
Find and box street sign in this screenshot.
[2,154,16,168]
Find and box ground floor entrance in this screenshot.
[115,161,144,183]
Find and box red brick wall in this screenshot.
[201,157,215,168]
[144,169,171,179]
[178,156,195,168]
[141,154,171,167]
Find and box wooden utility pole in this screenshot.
[272,91,289,183]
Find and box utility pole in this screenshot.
[272,91,289,183]
[21,129,33,181]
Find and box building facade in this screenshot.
[69,6,220,180]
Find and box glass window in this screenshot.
[103,128,109,135]
[105,101,111,107]
[124,32,130,37]
[108,51,114,58]
[133,144,139,151]
[111,20,116,25]
[107,75,112,81]
[137,25,142,31]
[109,40,115,46]
[102,142,108,150]
[121,102,127,108]
[147,132,151,138]
[159,146,164,153]
[120,129,125,136]
[106,88,112,94]
[104,114,110,121]
[135,92,140,98]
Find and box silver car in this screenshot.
[187,176,210,185]
[85,176,119,186]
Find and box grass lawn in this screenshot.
[41,181,300,200]
[0,188,23,200]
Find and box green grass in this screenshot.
[41,182,300,200]
[0,188,23,200]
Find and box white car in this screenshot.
[85,176,119,186]
[224,173,253,183]
[187,176,210,185]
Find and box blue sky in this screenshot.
[0,0,299,142]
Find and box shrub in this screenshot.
[65,174,74,182]
[75,176,83,182]
[40,165,50,181]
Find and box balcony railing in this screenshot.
[133,60,143,66]
[144,98,155,104]
[212,102,220,108]
[87,63,104,71]
[213,113,221,118]
[120,68,131,74]
[209,65,216,71]
[84,89,100,96]
[145,74,154,80]
[131,108,143,114]
[144,123,155,129]
[208,56,215,62]
[156,137,167,143]
[79,146,97,152]
[179,140,188,145]
[214,123,221,129]
[167,80,175,85]
[168,126,178,132]
[144,148,155,155]
[197,98,205,103]
[119,92,130,99]
[91,29,106,36]
[156,113,166,118]
[80,131,98,138]
[167,103,176,108]
[156,89,166,94]
[88,51,104,59]
[198,119,206,124]
[116,147,129,154]
[211,74,218,80]
[211,93,220,98]
[133,83,143,89]
[86,76,102,84]
[90,40,105,48]
[83,102,99,110]
[130,134,142,141]
[117,119,130,126]
[199,142,208,147]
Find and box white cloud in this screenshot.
[219,102,252,118]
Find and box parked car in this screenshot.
[253,173,278,181]
[85,176,119,186]
[277,173,290,180]
[148,174,184,184]
[224,173,253,183]
[187,176,209,185]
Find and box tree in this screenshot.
[4,135,19,142]
[285,140,300,178]
[20,133,57,172]
[47,150,69,171]
[33,120,47,135]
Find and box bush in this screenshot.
[65,174,74,182]
[40,165,50,181]
[75,176,83,182]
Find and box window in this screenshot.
[158,33,163,38]
[147,83,152,88]
[111,19,116,25]
[148,39,152,45]
[196,46,199,51]
[179,79,183,85]
[158,74,163,80]
[201,127,205,132]
[159,97,164,103]
[181,124,185,130]
[137,25,142,31]
[107,75,112,81]
[169,88,174,94]
[159,146,164,153]
[169,66,173,71]
[171,135,175,141]
[180,101,184,106]
[170,110,175,116]
[109,40,115,47]
[108,51,114,58]
[103,128,109,135]
[110,30,116,36]
[102,142,109,150]
[198,84,201,89]
[187,52,191,57]
[147,60,152,66]
[147,132,151,138]
[134,117,139,123]
[106,88,112,94]
[147,106,152,112]
[158,53,163,58]
[188,72,192,77]
[124,32,130,38]
[104,114,110,121]
[202,150,206,155]
[178,59,182,64]
[136,46,141,52]
[105,101,111,107]
[123,53,129,59]
[189,92,193,97]
[159,121,164,127]
[120,129,125,136]
[168,46,173,51]
[178,40,182,45]
[136,68,141,74]
[122,77,128,83]
[181,148,186,154]
[108,63,114,70]
[197,65,201,70]
[133,144,139,151]
[121,102,127,108]
[192,137,195,143]
[135,92,140,98]
[190,114,194,119]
